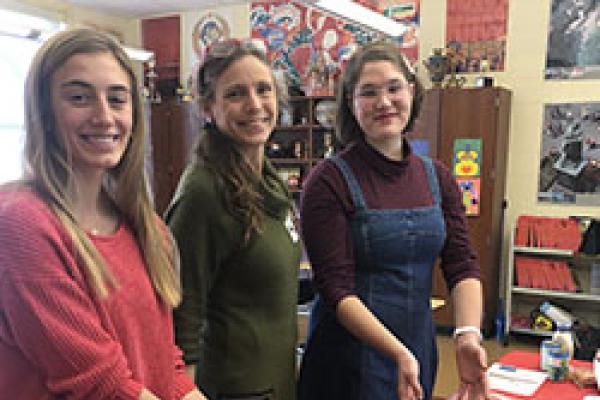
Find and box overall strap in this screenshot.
[330,156,367,211]
[418,155,442,207]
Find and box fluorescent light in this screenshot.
[299,0,408,38]
[123,46,154,62]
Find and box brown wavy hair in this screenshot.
[336,41,424,145]
[195,39,285,244]
[23,28,180,306]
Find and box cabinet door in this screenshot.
[150,100,199,214]
[432,88,511,334]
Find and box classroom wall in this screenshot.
[12,0,596,297]
[4,0,141,47]
[422,1,599,294]
[179,1,599,295]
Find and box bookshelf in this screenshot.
[268,95,337,193]
[504,224,600,342]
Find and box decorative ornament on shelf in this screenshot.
[423,48,448,88]
[423,47,467,88]
[144,58,161,104]
[445,44,467,88]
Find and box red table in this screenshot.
[492,351,598,400]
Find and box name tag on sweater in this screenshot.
[285,212,299,243]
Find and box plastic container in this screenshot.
[540,339,562,371]
[552,323,574,360]
[547,348,569,381]
[539,302,574,328]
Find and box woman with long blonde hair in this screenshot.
[0,28,205,400]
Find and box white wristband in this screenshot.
[453,326,483,341]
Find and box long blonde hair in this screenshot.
[24,28,180,306]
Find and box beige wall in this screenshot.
[179,3,251,86]
[3,0,140,46]
[422,0,599,294]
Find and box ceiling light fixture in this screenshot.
[297,0,408,38]
[123,46,155,62]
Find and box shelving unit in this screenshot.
[504,228,600,342]
[268,95,337,192]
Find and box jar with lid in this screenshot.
[552,323,574,360]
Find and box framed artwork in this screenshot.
[538,102,600,205]
[545,0,600,80]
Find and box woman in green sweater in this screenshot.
[165,39,301,400]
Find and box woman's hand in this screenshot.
[454,333,489,400]
[182,389,208,400]
[395,349,423,400]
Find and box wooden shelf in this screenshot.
[511,287,600,302]
[270,95,339,193]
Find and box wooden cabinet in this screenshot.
[408,87,512,335]
[142,15,180,95]
[149,99,200,215]
[268,95,337,193]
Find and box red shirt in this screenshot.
[300,139,481,308]
[0,189,195,399]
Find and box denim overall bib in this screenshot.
[299,155,446,400]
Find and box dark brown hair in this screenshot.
[195,39,285,244]
[336,41,424,145]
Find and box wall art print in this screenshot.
[538,102,600,205]
[453,138,482,177]
[445,0,508,73]
[545,0,600,80]
[192,12,231,61]
[250,1,419,88]
[456,177,480,216]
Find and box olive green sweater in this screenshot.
[166,160,301,400]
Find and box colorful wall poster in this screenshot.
[250,1,420,88]
[453,138,482,177]
[538,102,600,205]
[457,177,480,216]
[545,0,600,80]
[445,0,508,72]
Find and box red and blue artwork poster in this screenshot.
[250,1,419,88]
[445,0,508,72]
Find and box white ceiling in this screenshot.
[63,0,249,18]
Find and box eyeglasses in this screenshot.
[353,80,413,100]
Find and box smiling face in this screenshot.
[50,52,133,176]
[205,55,277,151]
[351,60,414,149]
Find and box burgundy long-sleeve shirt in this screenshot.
[300,139,480,308]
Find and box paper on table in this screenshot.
[487,363,547,397]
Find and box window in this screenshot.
[0,9,62,183]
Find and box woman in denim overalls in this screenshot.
[298,42,489,400]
